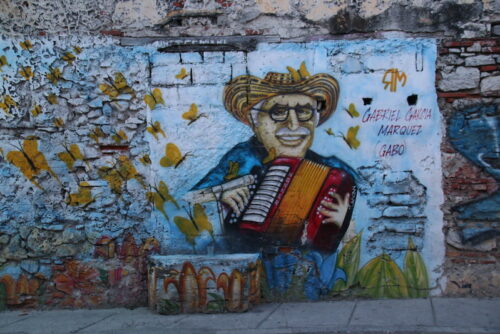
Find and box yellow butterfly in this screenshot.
[46,93,58,105]
[6,139,61,189]
[0,102,10,115]
[343,125,361,150]
[0,95,17,114]
[53,117,64,128]
[98,155,145,193]
[325,128,335,136]
[4,96,15,107]
[62,52,76,64]
[345,103,360,118]
[115,155,145,187]
[99,72,135,99]
[57,143,88,170]
[224,161,239,181]
[66,182,94,207]
[175,68,189,79]
[111,129,128,143]
[89,127,106,143]
[31,104,42,116]
[182,103,206,125]
[46,67,62,84]
[73,46,82,54]
[19,40,33,51]
[0,55,9,71]
[287,61,310,81]
[139,154,151,165]
[262,147,276,164]
[144,88,165,110]
[146,121,166,141]
[19,66,33,80]
[173,203,213,245]
[146,181,179,222]
[160,143,190,168]
[98,166,123,194]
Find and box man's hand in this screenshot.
[221,186,250,217]
[319,193,350,228]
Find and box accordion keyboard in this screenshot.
[240,165,291,224]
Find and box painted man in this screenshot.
[189,65,357,252]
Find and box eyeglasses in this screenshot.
[253,104,317,122]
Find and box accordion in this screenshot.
[226,157,356,251]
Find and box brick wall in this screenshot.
[437,37,499,296]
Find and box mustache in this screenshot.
[276,127,310,136]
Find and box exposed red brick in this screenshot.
[439,48,449,55]
[446,250,462,258]
[438,92,481,99]
[480,65,498,72]
[52,265,65,271]
[215,0,233,7]
[444,177,498,199]
[450,258,466,264]
[473,178,497,183]
[173,0,185,8]
[100,30,124,37]
[443,41,474,47]
[38,31,46,36]
[470,258,497,264]
[245,29,263,36]
[99,145,129,151]
[447,249,492,258]
[482,46,500,53]
[478,40,498,46]
[442,145,456,154]
[51,292,66,299]
[447,169,490,181]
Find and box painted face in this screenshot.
[252,94,318,158]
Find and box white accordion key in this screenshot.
[240,165,291,224]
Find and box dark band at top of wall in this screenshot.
[119,35,281,52]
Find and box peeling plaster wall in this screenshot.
[0,0,498,38]
[0,0,498,310]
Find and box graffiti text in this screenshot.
[382,69,407,92]
[377,124,422,136]
[405,107,432,121]
[379,143,406,157]
[362,108,401,123]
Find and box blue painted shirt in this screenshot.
[192,136,358,190]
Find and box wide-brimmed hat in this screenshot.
[223,65,339,126]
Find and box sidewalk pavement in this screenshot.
[0,298,499,334]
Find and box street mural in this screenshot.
[147,40,441,301]
[0,37,442,310]
[186,63,356,254]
